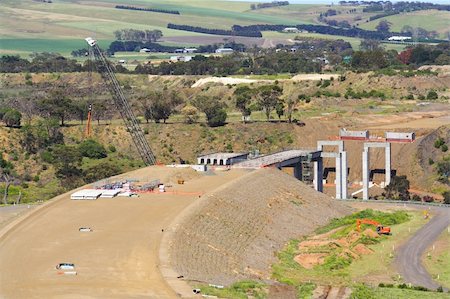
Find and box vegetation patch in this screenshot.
[194,281,268,299]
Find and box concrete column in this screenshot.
[362,148,370,200]
[335,153,342,199]
[385,143,391,186]
[341,151,348,199]
[314,158,323,192]
[294,162,302,180]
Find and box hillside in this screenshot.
[4,0,450,56]
[0,70,449,203]
[168,168,352,285]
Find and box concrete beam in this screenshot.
[293,161,302,180]
[341,151,348,199]
[336,153,342,199]
[362,149,370,200]
[318,140,344,152]
[314,157,323,192]
[385,142,391,186]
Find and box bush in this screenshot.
[2,109,22,127]
[422,195,434,203]
[108,145,116,153]
[441,144,448,152]
[78,139,107,159]
[351,284,376,299]
[434,137,445,148]
[83,161,121,183]
[426,90,438,100]
[443,191,450,204]
[207,108,227,127]
[428,158,434,165]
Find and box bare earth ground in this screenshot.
[0,166,248,299]
[191,73,340,87]
[0,204,37,227]
[169,168,352,286]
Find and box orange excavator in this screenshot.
[356,219,391,235]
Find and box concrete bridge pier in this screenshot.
[314,157,323,192]
[293,161,303,180]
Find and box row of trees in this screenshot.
[250,1,289,10]
[167,23,263,38]
[115,5,180,15]
[113,28,163,43]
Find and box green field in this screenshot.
[359,9,450,40]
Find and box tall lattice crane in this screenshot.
[84,37,156,165]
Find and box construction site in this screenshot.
[0,37,449,299]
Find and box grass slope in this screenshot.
[359,10,450,39]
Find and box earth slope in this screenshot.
[168,168,352,285]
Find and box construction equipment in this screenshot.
[85,104,92,137]
[84,37,156,165]
[356,219,391,235]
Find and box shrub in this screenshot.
[422,195,434,203]
[108,145,116,153]
[443,191,450,204]
[441,144,448,152]
[83,161,121,183]
[426,90,438,100]
[434,137,445,148]
[428,158,434,165]
[78,139,107,159]
[33,175,40,182]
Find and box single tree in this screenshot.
[234,86,253,123]
[180,105,199,124]
[39,89,74,126]
[376,20,392,33]
[256,85,283,121]
[2,109,21,127]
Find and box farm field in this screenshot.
[359,10,450,40]
[3,0,445,56]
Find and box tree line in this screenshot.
[167,23,263,38]
[114,28,163,43]
[115,5,180,15]
[250,1,289,10]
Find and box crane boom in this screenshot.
[84,37,156,165]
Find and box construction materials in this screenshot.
[71,189,102,200]
[84,37,156,165]
[385,132,415,143]
[79,227,92,232]
[339,128,369,141]
[99,189,120,198]
[356,219,391,235]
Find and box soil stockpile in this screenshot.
[169,168,352,285]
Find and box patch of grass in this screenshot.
[297,283,316,299]
[373,287,450,299]
[195,280,268,299]
[316,209,410,234]
[423,230,450,289]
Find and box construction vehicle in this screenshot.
[356,219,391,235]
[84,37,156,165]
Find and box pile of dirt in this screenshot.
[294,228,378,269]
[168,168,352,285]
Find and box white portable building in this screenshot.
[71,189,102,200]
[99,189,120,198]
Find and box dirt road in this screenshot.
[0,167,247,299]
[395,206,450,290]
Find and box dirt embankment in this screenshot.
[168,168,352,285]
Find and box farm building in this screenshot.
[215,48,234,54]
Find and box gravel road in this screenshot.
[395,207,450,290]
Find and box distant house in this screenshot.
[170,56,193,62]
[388,36,412,42]
[215,48,234,54]
[183,48,197,53]
[174,48,184,53]
[118,59,126,64]
[139,48,151,53]
[282,27,300,33]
